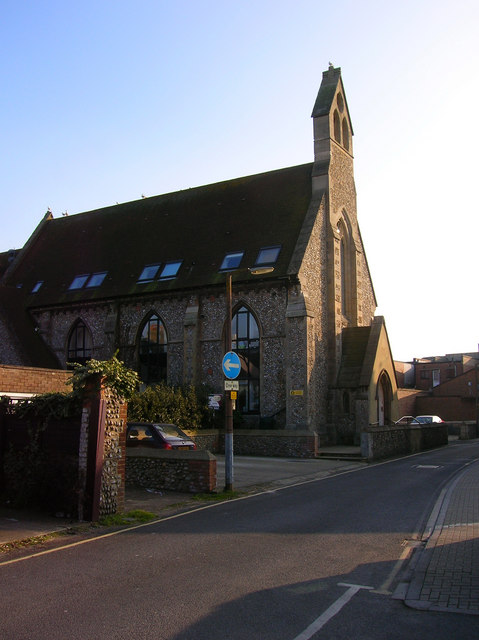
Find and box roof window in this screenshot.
[31,281,43,293]
[69,275,89,290]
[255,245,281,266]
[69,272,108,290]
[86,272,107,288]
[159,261,182,279]
[138,264,160,282]
[220,252,244,271]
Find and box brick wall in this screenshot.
[397,388,424,417]
[0,364,71,395]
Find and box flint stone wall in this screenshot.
[184,430,220,453]
[99,387,127,516]
[446,421,478,440]
[126,449,216,493]
[231,430,318,458]
[186,428,318,458]
[361,423,448,461]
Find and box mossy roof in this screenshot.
[7,163,314,308]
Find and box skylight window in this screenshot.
[138,264,160,282]
[159,261,182,279]
[69,275,89,290]
[31,281,43,293]
[255,246,281,266]
[220,252,244,271]
[86,272,107,288]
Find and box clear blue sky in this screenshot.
[2,0,478,362]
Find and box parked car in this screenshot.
[395,416,419,424]
[126,422,197,450]
[415,415,444,424]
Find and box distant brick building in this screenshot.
[396,352,479,421]
[0,66,398,445]
[414,353,479,391]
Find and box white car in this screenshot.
[395,416,419,424]
[415,415,444,424]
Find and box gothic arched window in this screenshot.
[342,118,350,151]
[231,306,260,414]
[333,110,341,143]
[67,320,93,366]
[340,237,347,315]
[138,314,167,384]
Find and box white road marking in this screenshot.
[292,583,373,640]
[0,448,456,567]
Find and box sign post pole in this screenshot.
[224,273,234,492]
[222,266,274,492]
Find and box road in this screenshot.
[1,441,478,639]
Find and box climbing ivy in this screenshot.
[68,354,140,401]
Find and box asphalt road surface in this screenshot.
[1,441,478,639]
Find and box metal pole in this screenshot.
[476,364,478,435]
[224,273,234,492]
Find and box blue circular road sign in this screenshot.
[222,351,241,380]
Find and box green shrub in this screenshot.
[127,383,217,430]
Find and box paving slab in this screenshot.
[404,459,479,615]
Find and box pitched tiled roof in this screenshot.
[5,163,313,308]
[336,326,372,388]
[311,66,342,117]
[336,318,390,388]
[311,65,354,135]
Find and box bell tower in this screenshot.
[311,65,375,380]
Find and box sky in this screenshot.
[1,0,478,362]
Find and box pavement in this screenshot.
[400,457,479,615]
[1,448,478,617]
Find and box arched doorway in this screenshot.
[377,371,392,425]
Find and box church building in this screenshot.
[0,66,398,445]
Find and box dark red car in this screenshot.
[126,422,196,450]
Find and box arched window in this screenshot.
[138,314,167,384]
[342,118,349,151]
[67,320,92,366]
[333,110,341,143]
[340,237,346,315]
[337,215,357,321]
[231,306,260,414]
